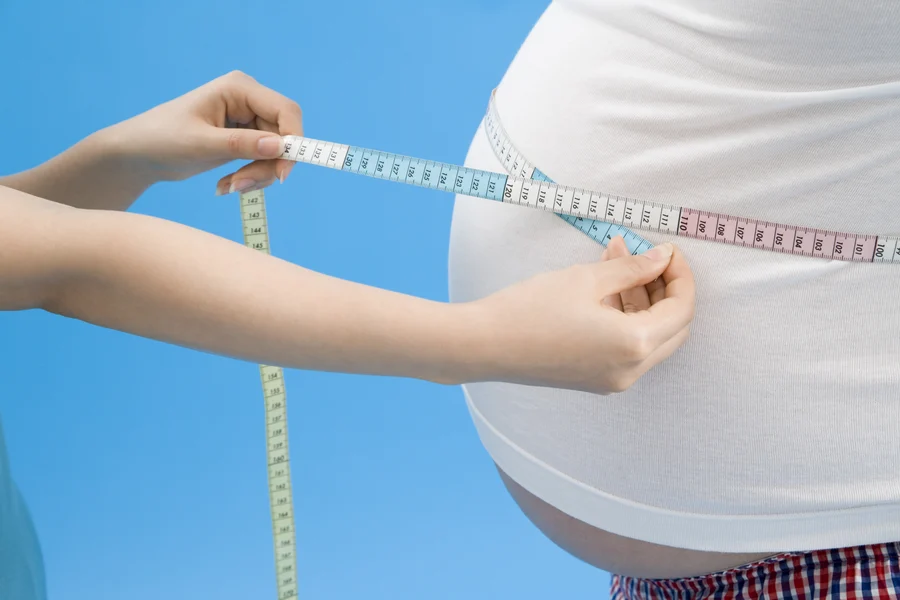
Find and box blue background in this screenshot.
[0,0,611,598]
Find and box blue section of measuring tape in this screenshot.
[339,143,654,254]
[526,167,655,254]
[343,147,504,200]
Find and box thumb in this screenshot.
[213,128,285,161]
[594,243,674,295]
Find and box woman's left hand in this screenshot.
[104,70,303,195]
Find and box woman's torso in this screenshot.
[448,0,900,577]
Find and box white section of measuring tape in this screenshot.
[481,96,654,255]
[239,189,298,600]
[276,96,900,263]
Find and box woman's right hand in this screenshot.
[468,236,695,394]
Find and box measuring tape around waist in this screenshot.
[276,92,900,264]
[482,99,654,255]
[235,88,900,600]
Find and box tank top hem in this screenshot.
[463,386,900,553]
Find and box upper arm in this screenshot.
[0,185,82,311]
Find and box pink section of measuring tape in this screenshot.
[483,90,898,264]
[677,208,879,262]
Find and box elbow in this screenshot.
[37,277,78,317]
[0,270,77,315]
[0,189,94,316]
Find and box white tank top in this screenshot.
[448,0,900,552]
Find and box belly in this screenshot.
[447,1,900,575]
[495,465,778,579]
[450,129,900,576]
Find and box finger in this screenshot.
[646,272,666,305]
[606,292,624,311]
[608,236,651,313]
[636,245,697,344]
[617,324,691,391]
[604,297,623,311]
[601,243,624,310]
[592,241,675,297]
[634,324,691,378]
[253,116,279,133]
[646,279,666,305]
[598,248,623,309]
[211,72,303,181]
[215,175,277,196]
[252,116,295,182]
[205,127,286,163]
[214,72,304,136]
[215,161,279,195]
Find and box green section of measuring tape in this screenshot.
[239,189,298,600]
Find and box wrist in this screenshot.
[424,301,507,386]
[88,124,159,189]
[44,126,159,210]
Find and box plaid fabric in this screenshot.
[610,542,900,599]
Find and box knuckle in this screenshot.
[226,131,243,156]
[227,69,253,82]
[607,373,635,394]
[635,332,655,360]
[621,300,641,314]
[623,329,653,361]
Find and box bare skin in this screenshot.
[1,72,697,396]
[0,72,701,591]
[496,465,779,579]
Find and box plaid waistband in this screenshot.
[609,542,900,599]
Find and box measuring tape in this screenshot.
[274,92,900,263]
[483,100,654,255]
[234,89,900,599]
[239,189,298,600]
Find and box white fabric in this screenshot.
[448,0,900,552]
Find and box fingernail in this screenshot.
[215,181,229,196]
[644,243,674,261]
[228,178,256,194]
[257,136,283,158]
[279,162,294,184]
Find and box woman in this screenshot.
[449,0,900,597]
[0,71,694,597]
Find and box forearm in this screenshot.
[46,206,494,384]
[0,129,152,211]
